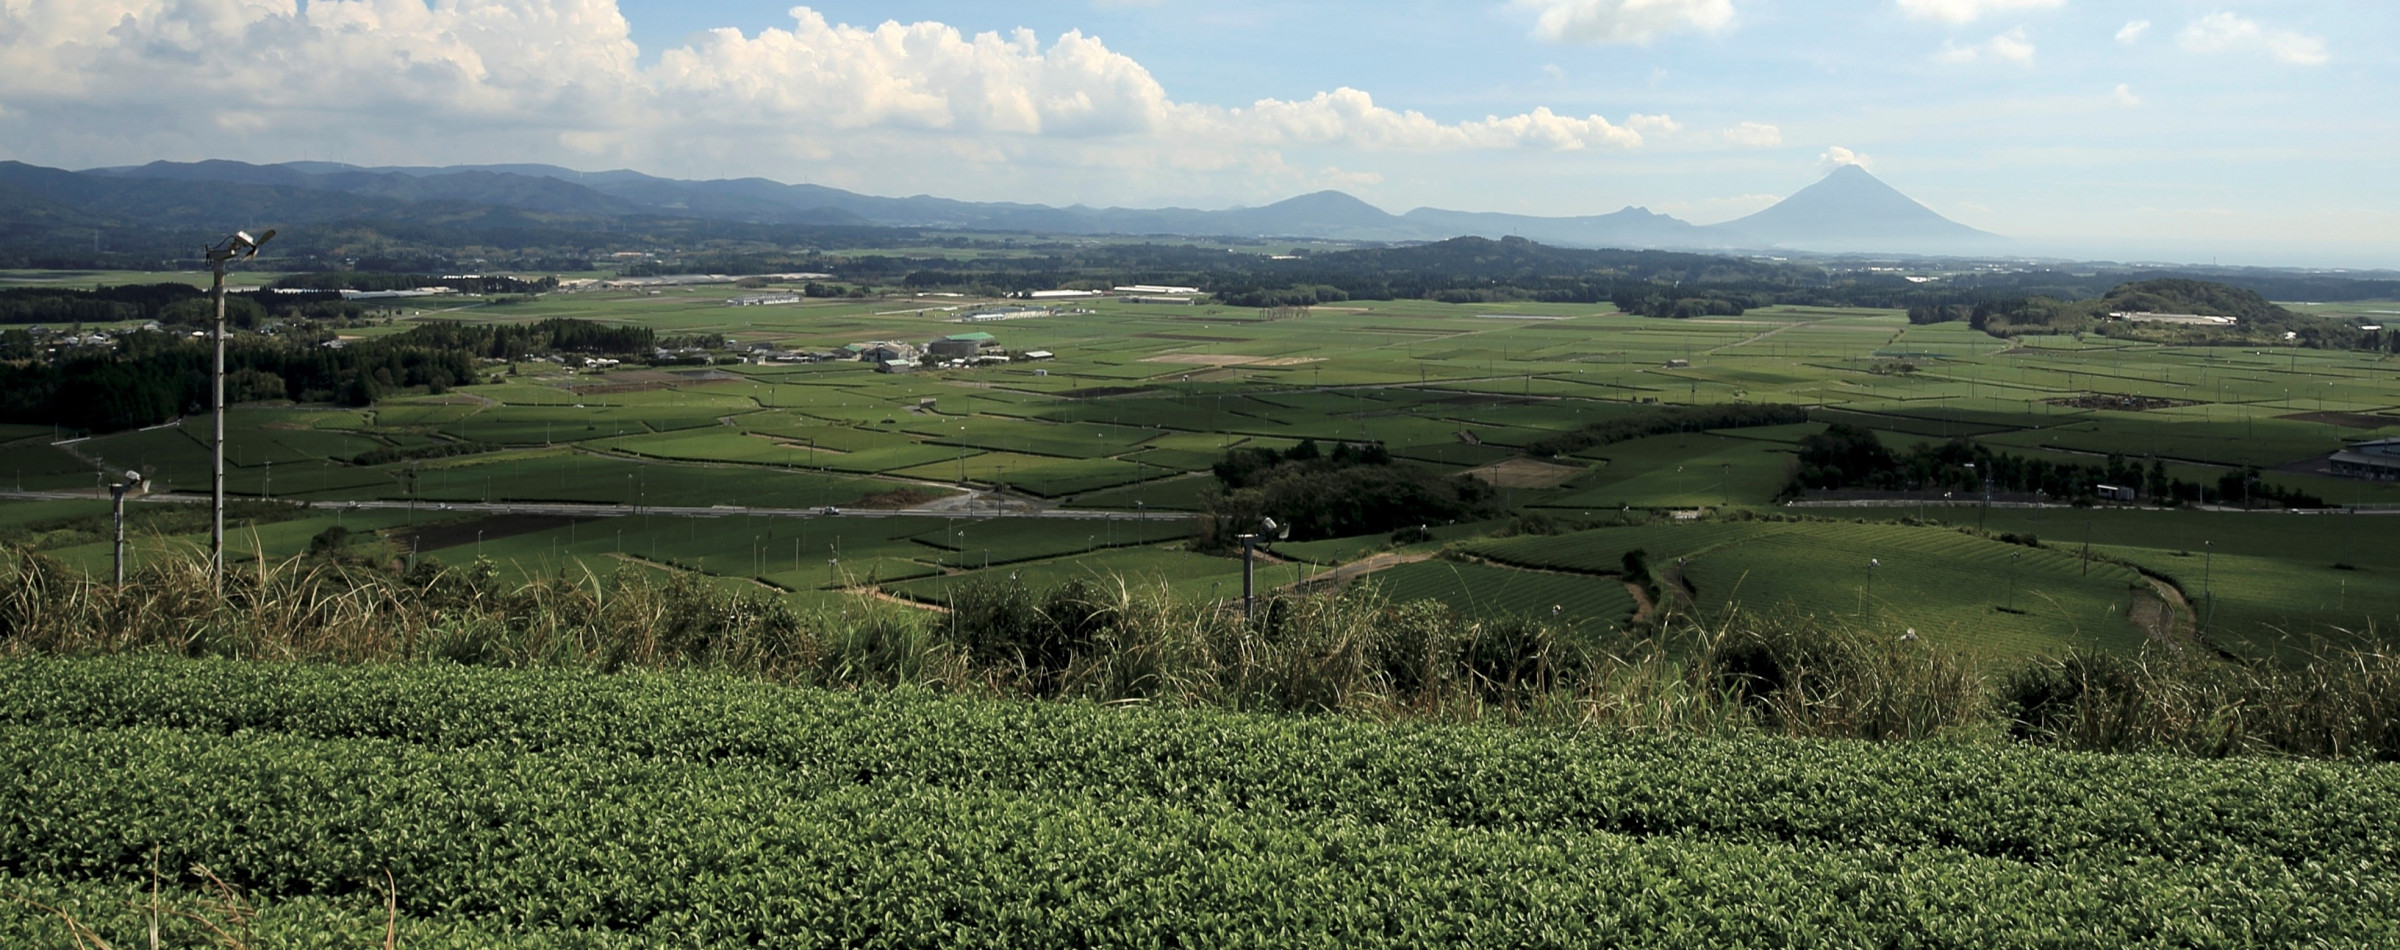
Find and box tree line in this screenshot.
[1784,424,2326,508]
[392,318,654,359]
[0,317,645,433]
[1524,404,1810,458]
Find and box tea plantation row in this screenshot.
[4,656,2395,947]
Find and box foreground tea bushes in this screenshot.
[4,657,2397,946]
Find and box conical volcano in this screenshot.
[1706,164,2001,251]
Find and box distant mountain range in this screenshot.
[0,158,2005,255]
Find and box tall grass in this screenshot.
[3,546,2392,760]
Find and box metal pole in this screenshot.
[1240,533,1257,621]
[2201,541,2214,634]
[111,480,130,586]
[211,259,227,595]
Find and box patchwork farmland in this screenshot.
[7,281,2398,658]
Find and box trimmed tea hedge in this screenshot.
[3,657,2395,947]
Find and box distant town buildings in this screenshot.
[926,332,1003,360]
[848,341,920,366]
[959,306,1052,322]
[2330,437,2400,481]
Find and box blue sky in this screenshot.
[0,1,2388,266]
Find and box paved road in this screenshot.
[1785,498,2399,514]
[0,490,1196,523]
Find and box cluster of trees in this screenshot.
[2204,467,2328,510]
[350,441,498,467]
[1216,285,1352,308]
[0,283,381,333]
[392,318,654,358]
[0,316,645,432]
[1903,279,2395,353]
[0,331,478,430]
[1,283,206,326]
[1524,404,1810,458]
[1609,283,1772,319]
[1199,438,1496,550]
[1784,425,2326,508]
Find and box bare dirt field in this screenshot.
[1462,458,1585,489]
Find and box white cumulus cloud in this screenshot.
[1895,0,2063,25]
[1226,89,1646,150]
[2112,83,2141,107]
[1516,0,1736,45]
[1938,28,2036,65]
[2178,12,2328,66]
[1723,122,1782,147]
[2115,20,2151,43]
[1819,146,1872,171]
[1988,28,2036,63]
[0,0,646,127]
[0,1,1678,203]
[1627,113,1683,135]
[652,12,1174,137]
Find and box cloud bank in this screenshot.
[1516,0,1736,45]
[0,1,1670,202]
[2177,12,2329,66]
[1894,0,2063,25]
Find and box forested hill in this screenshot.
[2095,278,2295,321]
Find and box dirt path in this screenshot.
[851,586,945,612]
[2132,573,2198,652]
[1709,317,1825,354]
[1295,551,1431,589]
[1626,580,1658,624]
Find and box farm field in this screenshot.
[1958,507,2399,658]
[2,657,2393,946]
[1458,518,2155,658]
[1357,559,1640,631]
[9,289,2399,660]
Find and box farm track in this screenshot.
[1294,551,1433,590]
[1709,317,1832,355]
[2133,573,2200,652]
[1626,579,1659,623]
[1452,552,1616,579]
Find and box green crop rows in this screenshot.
[21,291,2400,660]
[1365,560,1638,629]
[2,657,2395,947]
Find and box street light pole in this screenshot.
[204,228,273,595]
[110,471,143,586]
